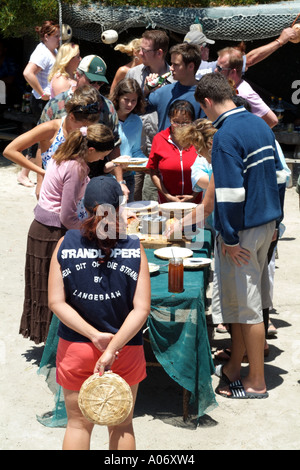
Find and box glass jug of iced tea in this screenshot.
[168,257,184,293]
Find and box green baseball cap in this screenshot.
[78,55,109,84]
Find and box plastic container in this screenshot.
[140,215,166,235]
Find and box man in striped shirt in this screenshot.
[195,73,285,399]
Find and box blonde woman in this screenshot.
[110,39,142,92]
[48,42,81,97]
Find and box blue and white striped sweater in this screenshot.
[212,107,285,246]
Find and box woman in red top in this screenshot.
[147,100,202,204]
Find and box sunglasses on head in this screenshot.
[72,102,101,114]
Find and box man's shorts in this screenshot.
[211,221,275,325]
[56,338,146,391]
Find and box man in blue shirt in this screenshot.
[195,73,285,400]
[147,43,205,131]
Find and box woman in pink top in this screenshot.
[4,81,113,342]
[20,123,115,345]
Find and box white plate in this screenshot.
[127,158,148,165]
[148,262,160,274]
[183,258,212,269]
[159,202,197,211]
[113,157,148,166]
[125,200,158,213]
[159,202,197,219]
[154,247,193,260]
[112,156,131,164]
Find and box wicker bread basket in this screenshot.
[78,372,133,426]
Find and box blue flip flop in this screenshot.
[217,379,269,399]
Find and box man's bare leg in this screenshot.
[218,322,267,395]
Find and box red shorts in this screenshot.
[56,338,147,391]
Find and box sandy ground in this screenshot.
[0,157,300,451]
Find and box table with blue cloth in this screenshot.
[144,229,217,420]
[37,229,217,427]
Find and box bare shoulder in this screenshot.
[37,119,63,149]
[116,65,131,79]
[37,118,62,136]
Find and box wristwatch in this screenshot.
[119,180,127,185]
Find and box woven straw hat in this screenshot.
[78,372,133,426]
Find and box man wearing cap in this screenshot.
[184,26,297,80]
[38,55,129,196]
[39,55,119,142]
[183,30,216,80]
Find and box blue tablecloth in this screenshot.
[37,230,217,427]
[145,230,217,418]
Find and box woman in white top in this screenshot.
[24,20,60,103]
[48,42,81,98]
[19,21,60,187]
